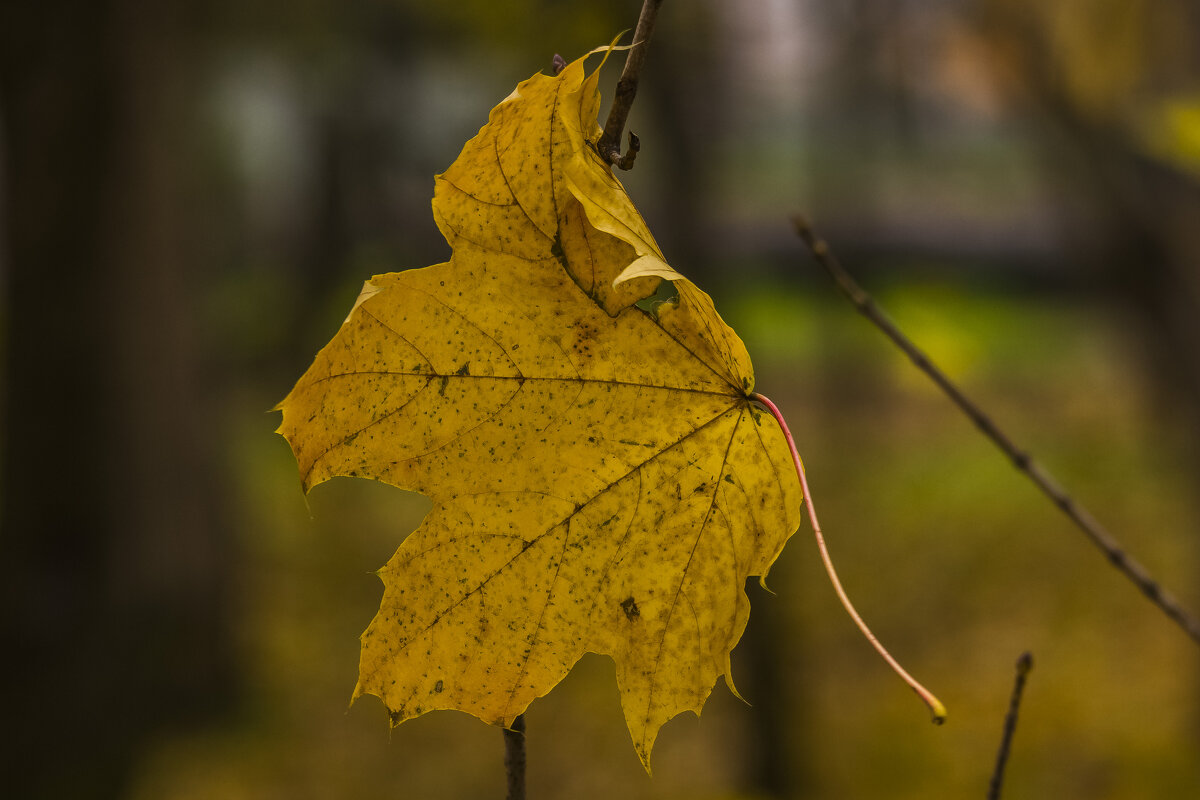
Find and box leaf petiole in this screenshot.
[750,392,947,724]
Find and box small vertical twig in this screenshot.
[988,652,1034,800]
[504,714,527,800]
[596,0,665,170]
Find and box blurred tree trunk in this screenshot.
[0,1,234,797]
[974,1,1200,426]
[975,0,1200,748]
[973,0,1200,485]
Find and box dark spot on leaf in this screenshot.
[620,596,640,621]
[723,474,735,485]
[455,362,470,377]
[434,679,444,693]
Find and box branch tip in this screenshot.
[792,214,1200,649]
[988,651,1034,800]
[598,0,664,170]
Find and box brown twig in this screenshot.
[504,714,527,800]
[597,0,664,170]
[792,214,1200,648]
[988,652,1033,800]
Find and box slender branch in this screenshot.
[792,214,1200,648]
[597,0,664,170]
[504,714,526,800]
[752,392,947,724]
[988,652,1033,800]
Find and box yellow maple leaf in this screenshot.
[276,48,802,769]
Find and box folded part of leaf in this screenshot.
[276,47,802,772]
[345,280,382,322]
[558,58,672,294]
[611,254,682,286]
[431,45,659,318]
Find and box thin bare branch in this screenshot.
[988,652,1033,800]
[792,214,1200,648]
[597,0,664,170]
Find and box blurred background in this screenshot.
[3,0,1200,797]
